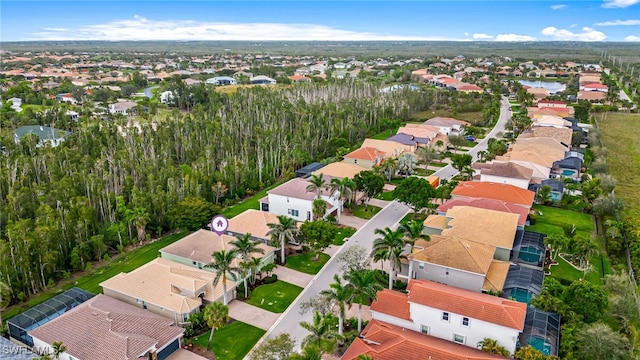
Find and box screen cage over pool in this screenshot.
[7,287,94,347]
[518,307,561,357]
[501,265,544,304]
[511,230,547,268]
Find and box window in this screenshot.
[418,262,424,269]
[462,317,469,327]
[136,298,141,304]
[288,209,299,217]
[142,301,147,310]
[353,159,358,164]
[420,325,430,334]
[442,312,449,321]
[192,261,197,265]
[261,203,269,211]
[454,334,465,344]
[182,313,189,322]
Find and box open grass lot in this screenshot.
[285,252,330,274]
[351,204,382,219]
[333,226,357,245]
[192,321,265,360]
[4,231,188,320]
[222,180,286,218]
[246,280,303,313]
[599,112,640,215]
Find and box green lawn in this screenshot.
[192,321,265,360]
[222,180,286,218]
[375,190,396,201]
[285,252,330,274]
[548,254,610,285]
[352,204,382,219]
[429,162,448,167]
[333,226,357,245]
[526,205,594,239]
[369,128,398,140]
[400,212,429,225]
[4,231,188,320]
[246,281,303,313]
[414,168,435,176]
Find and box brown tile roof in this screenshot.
[397,124,440,139]
[437,198,528,228]
[423,214,448,230]
[159,229,274,265]
[473,161,534,181]
[344,147,385,161]
[227,209,284,241]
[407,279,527,330]
[495,150,560,168]
[342,319,507,360]
[451,181,535,207]
[512,136,568,151]
[100,258,231,313]
[311,161,365,179]
[361,138,412,157]
[483,261,511,292]
[411,235,496,274]
[578,91,606,100]
[28,294,183,360]
[443,206,519,249]
[518,126,573,147]
[370,289,411,321]
[510,142,567,159]
[268,177,332,201]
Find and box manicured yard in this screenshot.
[246,280,303,313]
[548,253,610,285]
[429,162,448,167]
[375,190,396,201]
[414,168,435,176]
[285,252,330,274]
[369,127,399,140]
[351,204,382,219]
[333,226,357,245]
[222,180,286,218]
[526,205,594,239]
[4,231,188,320]
[192,321,265,360]
[400,212,429,224]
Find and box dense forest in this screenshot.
[0,82,443,301]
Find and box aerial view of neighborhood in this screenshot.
[1,1,639,360]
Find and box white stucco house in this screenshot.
[370,279,527,355]
[160,90,175,104]
[259,176,342,222]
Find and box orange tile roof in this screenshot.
[344,146,386,161]
[370,289,411,321]
[342,319,508,360]
[407,279,526,330]
[451,181,534,207]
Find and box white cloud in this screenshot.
[602,0,640,8]
[29,16,466,41]
[495,33,537,41]
[473,33,494,39]
[541,26,607,41]
[595,19,640,26]
[569,24,578,28]
[551,4,568,10]
[41,27,70,32]
[624,35,640,41]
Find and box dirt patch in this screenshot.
[188,344,215,359]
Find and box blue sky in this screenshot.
[1,1,639,42]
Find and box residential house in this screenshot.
[578,90,606,101]
[385,133,430,152]
[532,115,573,128]
[527,106,575,119]
[450,181,535,209]
[369,279,527,354]
[536,100,568,109]
[55,93,77,104]
[437,197,529,229]
[0,337,35,360]
[551,155,583,179]
[455,83,483,94]
[526,87,550,100]
[160,90,175,104]
[580,82,608,92]
[7,97,23,112]
[205,76,237,86]
[250,75,276,84]
[360,138,413,158]
[289,74,311,83]
[422,117,470,136]
[342,319,507,360]
[511,137,569,152]
[28,294,184,360]
[159,229,275,269]
[311,161,365,180]
[100,258,233,325]
[472,162,534,189]
[529,179,565,202]
[108,101,138,115]
[13,125,71,148]
[295,162,325,178]
[226,209,286,245]
[501,264,545,304]
[343,147,386,169]
[259,176,341,222]
[396,124,441,141]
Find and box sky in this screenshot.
[1,0,639,42]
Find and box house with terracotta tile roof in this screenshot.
[310,161,364,180]
[518,126,573,148]
[423,117,470,136]
[580,82,608,92]
[360,138,413,158]
[532,115,573,128]
[451,181,535,208]
[397,124,441,141]
[437,197,529,229]
[578,90,606,101]
[527,106,575,119]
[343,146,385,169]
[455,83,483,94]
[28,294,183,360]
[226,209,286,244]
[101,257,235,325]
[342,319,508,360]
[536,100,568,109]
[512,136,569,152]
[259,176,342,222]
[472,161,534,189]
[369,279,527,354]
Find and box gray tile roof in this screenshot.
[0,337,36,360]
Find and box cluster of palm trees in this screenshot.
[305,173,356,220]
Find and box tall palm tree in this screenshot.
[290,344,323,360]
[131,208,150,246]
[399,220,430,253]
[238,261,253,298]
[372,227,406,289]
[306,173,326,199]
[299,311,341,350]
[478,338,510,356]
[51,341,66,360]
[231,233,264,261]
[312,199,327,221]
[267,215,299,265]
[379,158,398,182]
[575,238,599,274]
[203,301,229,349]
[327,177,354,220]
[345,269,383,333]
[248,256,262,285]
[205,249,241,305]
[321,274,352,336]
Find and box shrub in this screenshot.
[528,212,537,225]
[263,274,278,284]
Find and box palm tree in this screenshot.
[574,238,599,276]
[306,173,326,199]
[545,234,568,261]
[372,248,388,271]
[299,311,341,351]
[231,233,265,261]
[327,177,354,220]
[131,208,150,246]
[478,338,510,356]
[379,158,398,182]
[416,145,438,170]
[321,274,352,336]
[372,227,406,289]
[51,341,66,360]
[211,181,228,204]
[238,261,253,298]
[345,269,383,333]
[312,199,327,221]
[399,220,430,253]
[203,301,229,349]
[249,256,262,285]
[290,344,323,360]
[477,150,488,162]
[267,215,299,265]
[536,185,552,205]
[205,249,241,305]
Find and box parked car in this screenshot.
[465,135,476,141]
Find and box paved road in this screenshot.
[144,85,159,98]
[260,200,410,351]
[432,96,512,180]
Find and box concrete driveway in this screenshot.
[228,301,280,331]
[272,265,314,288]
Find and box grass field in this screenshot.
[285,252,330,274]
[352,204,382,219]
[246,280,303,313]
[4,231,188,320]
[333,226,357,245]
[193,321,265,360]
[598,112,640,215]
